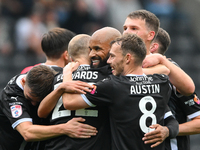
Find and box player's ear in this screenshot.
[125,53,131,64]
[150,43,159,54]
[148,31,155,41]
[21,77,26,86]
[63,51,69,62]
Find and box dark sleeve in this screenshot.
[1,83,32,129]
[85,77,113,106]
[164,115,179,138]
[178,92,200,119]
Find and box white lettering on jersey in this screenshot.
[9,102,23,105]
[185,99,195,106]
[72,71,98,80]
[130,84,160,94]
[56,74,63,82]
[130,76,153,83]
[139,96,157,133]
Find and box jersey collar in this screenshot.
[126,73,146,77]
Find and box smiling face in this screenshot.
[107,43,125,76]
[89,37,110,68]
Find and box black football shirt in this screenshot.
[83,74,173,150]
[44,65,112,150]
[0,74,40,150]
[165,91,200,150]
[165,59,200,150]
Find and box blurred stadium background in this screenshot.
[0,0,199,149]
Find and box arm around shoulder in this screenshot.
[143,54,195,96]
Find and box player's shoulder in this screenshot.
[90,65,112,75]
[150,74,169,81]
[50,66,63,73]
[21,63,41,74]
[2,74,25,98]
[168,58,180,67]
[7,74,25,86]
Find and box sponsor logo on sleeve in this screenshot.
[194,94,200,105]
[90,85,97,94]
[10,105,22,118]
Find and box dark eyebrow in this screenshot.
[93,46,102,50]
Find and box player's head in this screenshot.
[41,27,76,61]
[68,34,91,64]
[123,10,160,54]
[107,34,146,76]
[22,65,56,106]
[150,27,171,55]
[89,27,121,68]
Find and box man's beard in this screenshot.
[90,56,109,68]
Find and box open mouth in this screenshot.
[111,67,115,73]
[92,60,100,66]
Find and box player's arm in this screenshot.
[38,81,92,118]
[142,124,169,148]
[62,62,92,110]
[143,54,195,96]
[143,64,170,75]
[178,115,200,135]
[16,119,97,141]
[143,108,179,148]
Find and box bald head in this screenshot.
[68,34,91,61]
[92,27,122,44]
[89,27,121,68]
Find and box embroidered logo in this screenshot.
[10,105,22,118]
[11,96,18,101]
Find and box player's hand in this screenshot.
[142,124,169,148]
[142,54,165,68]
[63,62,80,75]
[61,81,93,94]
[64,117,97,138]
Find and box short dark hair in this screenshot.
[111,34,147,65]
[41,27,76,59]
[154,28,171,55]
[127,10,160,41]
[26,65,56,101]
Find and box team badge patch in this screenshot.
[10,105,22,118]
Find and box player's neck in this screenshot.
[145,43,151,55]
[74,58,90,66]
[44,59,66,68]
[123,66,144,76]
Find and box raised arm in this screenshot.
[143,64,170,75]
[143,54,195,96]
[62,62,92,110]
[38,80,92,118]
